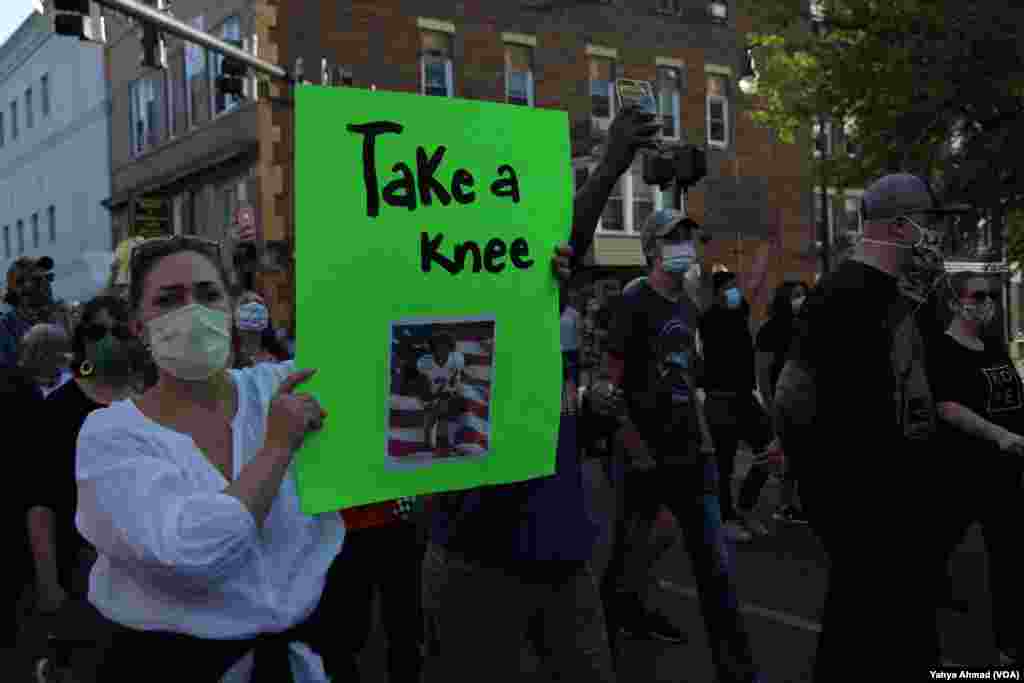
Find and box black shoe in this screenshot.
[618,608,687,644]
[772,505,808,525]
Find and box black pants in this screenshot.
[703,392,775,521]
[935,457,1023,656]
[601,459,759,683]
[321,522,426,683]
[799,462,943,680]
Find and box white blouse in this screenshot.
[75,361,345,682]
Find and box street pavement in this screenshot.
[361,452,1007,683]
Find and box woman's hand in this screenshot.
[552,244,573,283]
[266,369,328,452]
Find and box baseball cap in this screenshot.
[860,173,971,222]
[640,209,699,255]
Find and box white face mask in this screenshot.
[146,303,231,381]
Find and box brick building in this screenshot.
[104,0,818,333]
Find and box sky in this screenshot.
[0,1,38,48]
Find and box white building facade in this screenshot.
[0,11,111,305]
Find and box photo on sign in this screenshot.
[385,315,496,468]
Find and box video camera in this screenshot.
[615,78,708,192]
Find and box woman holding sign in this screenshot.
[74,236,341,682]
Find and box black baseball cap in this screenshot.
[860,174,970,221]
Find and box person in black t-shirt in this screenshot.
[27,296,142,619]
[754,280,810,525]
[699,271,776,542]
[928,272,1024,666]
[775,173,969,678]
[602,208,759,682]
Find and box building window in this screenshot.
[3,226,9,258]
[421,31,454,97]
[656,66,682,139]
[130,77,162,156]
[813,117,832,158]
[633,162,657,229]
[41,74,49,117]
[25,88,33,129]
[31,212,39,249]
[11,101,17,140]
[505,43,534,107]
[185,15,209,128]
[48,205,55,243]
[0,111,4,147]
[16,220,24,254]
[590,56,615,123]
[211,16,243,116]
[706,74,729,148]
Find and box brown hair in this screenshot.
[128,236,232,313]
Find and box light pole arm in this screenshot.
[92,0,293,82]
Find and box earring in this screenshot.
[80,361,94,377]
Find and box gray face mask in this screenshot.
[661,242,697,274]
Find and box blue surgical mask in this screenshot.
[662,242,697,274]
[725,287,742,309]
[666,351,689,369]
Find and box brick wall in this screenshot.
[268,0,816,331]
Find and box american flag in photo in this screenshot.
[388,323,494,459]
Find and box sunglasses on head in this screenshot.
[965,291,998,303]
[79,321,134,342]
[129,235,222,275]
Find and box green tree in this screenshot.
[738,0,1024,222]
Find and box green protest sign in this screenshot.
[294,86,570,514]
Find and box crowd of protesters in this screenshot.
[1,103,1021,683]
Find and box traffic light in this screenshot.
[50,0,106,43]
[216,41,247,98]
[140,25,167,69]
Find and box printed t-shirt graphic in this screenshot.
[417,352,466,396]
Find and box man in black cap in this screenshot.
[0,256,58,369]
[774,173,969,678]
[600,208,760,682]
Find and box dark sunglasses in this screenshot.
[965,291,999,303]
[20,272,55,285]
[79,322,135,342]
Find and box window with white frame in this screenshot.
[421,30,454,97]
[41,74,49,118]
[16,219,24,254]
[3,226,9,258]
[706,73,729,148]
[590,56,615,123]
[31,212,39,248]
[505,43,534,107]
[575,157,668,234]
[656,66,682,139]
[11,100,18,140]
[130,76,162,156]
[185,15,209,128]
[25,88,33,129]
[813,117,832,158]
[211,16,243,115]
[48,205,56,243]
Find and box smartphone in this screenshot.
[616,78,658,116]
